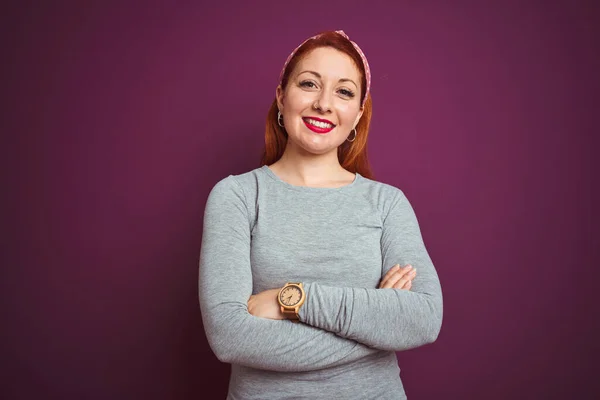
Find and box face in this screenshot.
[276,47,364,156]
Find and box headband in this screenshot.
[278,30,371,108]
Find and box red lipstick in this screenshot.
[302,117,335,134]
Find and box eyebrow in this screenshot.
[298,70,358,89]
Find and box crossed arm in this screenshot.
[247,265,416,319]
[198,177,443,371]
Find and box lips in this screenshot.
[302,117,336,134]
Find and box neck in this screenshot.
[271,142,350,187]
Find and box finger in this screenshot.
[382,264,400,281]
[395,279,413,290]
[380,264,416,289]
[383,266,414,288]
[380,265,408,288]
[379,264,400,288]
[393,271,416,290]
[392,268,417,289]
[389,268,417,290]
[381,265,413,289]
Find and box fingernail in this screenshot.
[406,265,413,270]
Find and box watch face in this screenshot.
[279,285,302,307]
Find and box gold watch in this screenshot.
[278,282,305,321]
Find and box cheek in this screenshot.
[338,107,361,126]
[284,88,315,111]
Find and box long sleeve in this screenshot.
[298,190,443,351]
[198,177,381,372]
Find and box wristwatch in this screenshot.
[278,282,306,321]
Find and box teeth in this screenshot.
[305,118,334,129]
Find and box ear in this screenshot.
[353,106,364,129]
[276,85,284,111]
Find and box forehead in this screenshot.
[293,47,361,81]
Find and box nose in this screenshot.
[314,89,333,113]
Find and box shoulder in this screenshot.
[356,175,408,212]
[358,177,425,228]
[206,167,263,205]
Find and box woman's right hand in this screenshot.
[378,264,416,290]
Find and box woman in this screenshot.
[199,30,443,400]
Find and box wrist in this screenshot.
[277,282,306,321]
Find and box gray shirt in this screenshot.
[199,166,443,399]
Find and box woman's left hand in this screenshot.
[379,264,416,289]
[248,288,285,320]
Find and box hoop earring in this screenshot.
[277,111,284,128]
[346,128,357,142]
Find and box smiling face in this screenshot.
[276,47,364,156]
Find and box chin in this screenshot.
[289,133,342,155]
[300,143,339,156]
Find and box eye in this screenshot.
[338,88,355,98]
[299,80,317,89]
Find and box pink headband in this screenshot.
[278,30,371,107]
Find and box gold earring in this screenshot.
[346,128,357,142]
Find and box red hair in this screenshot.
[260,31,374,179]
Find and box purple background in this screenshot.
[2,1,598,399]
